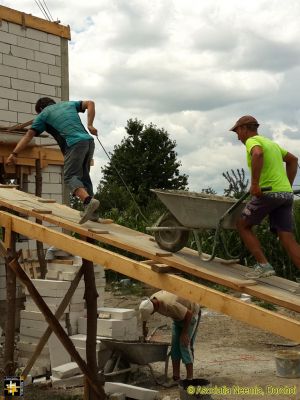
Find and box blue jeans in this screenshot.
[64,139,95,196]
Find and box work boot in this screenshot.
[245,263,276,279]
[79,198,100,224]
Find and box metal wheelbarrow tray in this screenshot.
[101,338,169,365]
[148,189,247,259]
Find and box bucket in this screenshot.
[275,350,300,378]
[179,378,212,400]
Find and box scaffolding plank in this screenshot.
[0,210,299,343]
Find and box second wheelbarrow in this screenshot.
[147,188,273,261]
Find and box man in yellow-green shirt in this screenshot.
[230,115,300,279]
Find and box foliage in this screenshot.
[97,118,188,211]
[201,187,217,195]
[223,168,249,198]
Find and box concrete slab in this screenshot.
[105,382,159,400]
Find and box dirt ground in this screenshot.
[25,286,300,400]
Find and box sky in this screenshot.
[3,0,300,193]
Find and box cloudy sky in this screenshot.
[3,0,300,193]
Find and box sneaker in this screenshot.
[79,198,100,224]
[245,263,276,279]
[79,210,99,222]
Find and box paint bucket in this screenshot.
[179,378,212,400]
[275,350,300,378]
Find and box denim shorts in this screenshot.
[241,192,293,233]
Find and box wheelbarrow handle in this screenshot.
[220,186,273,221]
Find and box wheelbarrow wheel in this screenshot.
[154,212,189,253]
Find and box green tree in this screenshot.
[97,118,188,211]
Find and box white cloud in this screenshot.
[3,0,300,192]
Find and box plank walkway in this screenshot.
[0,187,300,342]
[0,187,299,313]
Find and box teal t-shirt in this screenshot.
[245,135,292,193]
[31,101,92,154]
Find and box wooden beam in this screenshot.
[1,211,300,342]
[0,5,71,39]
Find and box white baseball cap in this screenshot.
[139,298,154,321]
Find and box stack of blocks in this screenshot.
[17,250,106,377]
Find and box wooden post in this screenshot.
[83,237,104,400]
[35,159,47,278]
[4,231,17,376]
[1,245,106,399]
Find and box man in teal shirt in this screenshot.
[7,97,99,224]
[230,115,300,279]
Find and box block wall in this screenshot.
[0,19,69,129]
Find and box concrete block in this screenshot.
[21,310,65,322]
[0,30,17,44]
[48,172,62,183]
[32,278,71,291]
[0,75,11,88]
[18,341,49,356]
[0,87,17,100]
[0,98,9,109]
[51,374,84,388]
[97,308,136,320]
[34,51,56,65]
[0,20,8,32]
[11,78,34,92]
[11,45,34,60]
[17,89,39,104]
[78,317,137,339]
[69,303,85,312]
[0,109,17,122]
[49,65,61,76]
[9,100,32,113]
[26,27,48,42]
[3,54,26,69]
[49,330,71,368]
[0,42,10,54]
[55,56,61,66]
[52,362,80,379]
[27,60,48,74]
[8,22,26,37]
[17,69,40,82]
[40,73,61,86]
[34,82,56,96]
[17,36,40,51]
[48,34,61,46]
[40,42,61,56]
[17,112,35,123]
[0,64,18,78]
[45,270,59,280]
[105,382,159,400]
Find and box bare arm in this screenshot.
[82,100,97,136]
[6,129,36,165]
[250,145,264,196]
[283,152,298,186]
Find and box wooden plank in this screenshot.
[4,217,12,249]
[32,209,52,214]
[88,229,110,234]
[0,185,18,188]
[0,5,71,39]
[151,264,176,273]
[47,259,73,265]
[1,211,300,343]
[0,189,300,313]
[7,120,33,131]
[38,199,57,203]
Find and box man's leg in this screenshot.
[179,316,198,380]
[171,321,181,381]
[236,218,268,264]
[278,231,300,270]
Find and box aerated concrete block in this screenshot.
[105,382,159,400]
[52,362,80,379]
[97,307,136,320]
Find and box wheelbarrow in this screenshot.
[147,188,276,261]
[101,337,171,384]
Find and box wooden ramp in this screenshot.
[0,187,299,342]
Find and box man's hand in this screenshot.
[250,183,262,197]
[180,332,190,347]
[88,125,98,136]
[6,154,17,165]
